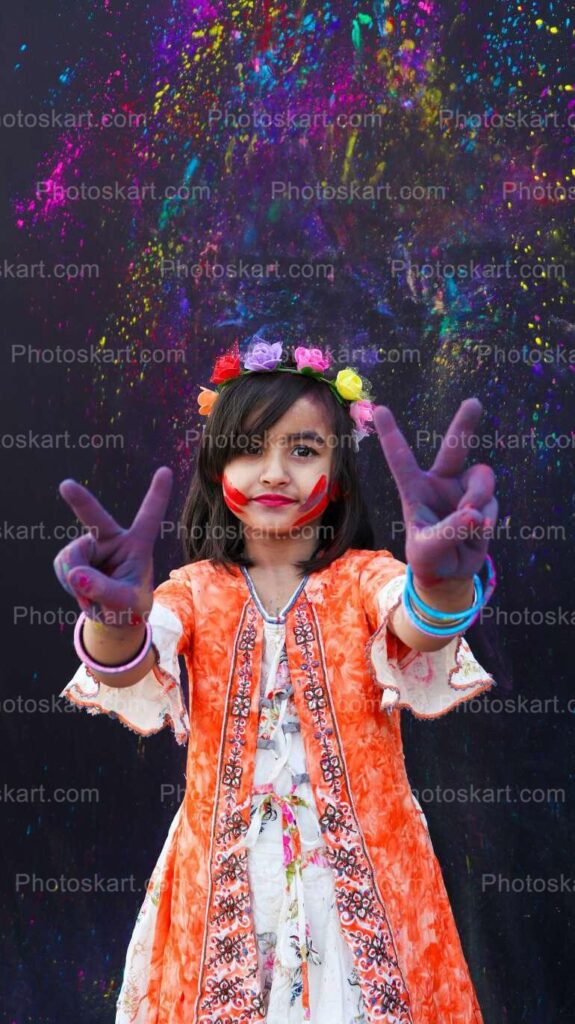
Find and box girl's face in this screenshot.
[221,395,335,537]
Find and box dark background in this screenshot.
[1,1,574,1021]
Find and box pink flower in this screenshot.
[283,806,296,826]
[349,399,375,432]
[283,834,293,864]
[294,346,331,373]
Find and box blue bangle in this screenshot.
[406,555,495,619]
[402,555,496,638]
[402,585,480,637]
[406,566,483,620]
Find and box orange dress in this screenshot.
[60,547,496,1024]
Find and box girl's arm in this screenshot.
[372,398,497,650]
[79,619,157,688]
[53,467,174,687]
[387,576,476,653]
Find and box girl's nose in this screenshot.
[259,450,290,486]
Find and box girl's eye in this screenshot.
[292,445,318,457]
[241,445,318,457]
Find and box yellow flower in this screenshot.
[197,386,219,415]
[334,368,364,402]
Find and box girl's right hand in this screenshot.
[53,466,174,628]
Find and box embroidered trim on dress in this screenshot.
[365,575,496,720]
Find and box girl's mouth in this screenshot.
[252,496,297,507]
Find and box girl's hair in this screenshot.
[179,369,376,577]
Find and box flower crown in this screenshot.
[197,338,378,449]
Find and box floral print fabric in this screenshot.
[232,619,368,1023]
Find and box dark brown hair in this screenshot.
[179,369,376,577]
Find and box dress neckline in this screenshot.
[240,566,309,624]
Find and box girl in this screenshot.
[54,339,498,1024]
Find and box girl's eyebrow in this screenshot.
[247,430,327,446]
[281,431,326,445]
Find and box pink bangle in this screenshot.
[74,612,153,675]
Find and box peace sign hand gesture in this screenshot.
[373,398,498,586]
[53,467,174,627]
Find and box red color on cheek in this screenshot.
[292,492,330,528]
[291,474,328,528]
[298,474,327,513]
[222,472,250,510]
[223,496,245,516]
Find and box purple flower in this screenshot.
[243,341,283,371]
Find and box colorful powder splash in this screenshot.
[10,0,575,561]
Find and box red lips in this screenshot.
[253,494,296,506]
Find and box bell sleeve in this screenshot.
[58,569,193,745]
[360,550,496,719]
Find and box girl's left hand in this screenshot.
[372,398,498,585]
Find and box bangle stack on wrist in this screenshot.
[402,555,496,638]
[74,612,158,679]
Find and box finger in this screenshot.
[481,495,499,530]
[58,479,122,539]
[429,398,483,477]
[411,504,490,561]
[53,533,98,598]
[463,496,499,551]
[66,565,140,612]
[372,405,422,504]
[455,463,496,512]
[130,466,174,549]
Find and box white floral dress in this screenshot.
[233,568,367,1024]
